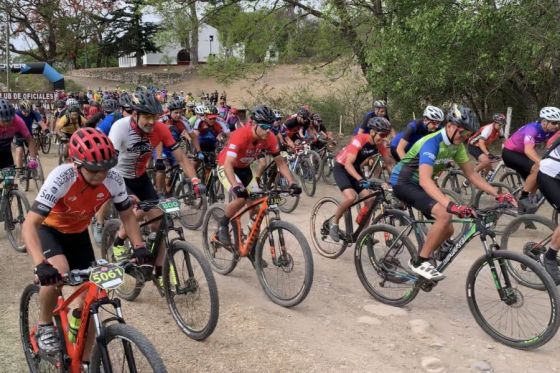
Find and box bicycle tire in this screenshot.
[306,149,322,177]
[472,182,516,235]
[5,189,30,253]
[274,171,299,213]
[100,219,144,301]
[163,240,219,341]
[372,208,425,249]
[254,220,314,307]
[499,170,523,191]
[321,155,336,185]
[176,179,207,230]
[201,203,238,275]
[298,157,317,197]
[500,214,556,290]
[20,284,64,373]
[466,250,560,350]
[354,224,420,307]
[41,134,51,154]
[90,323,167,373]
[309,197,349,258]
[440,169,475,204]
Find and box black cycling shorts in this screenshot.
[502,148,534,180]
[468,144,484,160]
[538,172,560,211]
[390,147,401,162]
[333,163,364,193]
[14,135,27,147]
[124,173,159,202]
[0,149,14,169]
[392,182,437,219]
[39,225,95,270]
[235,167,253,187]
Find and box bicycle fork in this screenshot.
[480,239,517,304]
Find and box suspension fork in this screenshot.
[265,210,283,263]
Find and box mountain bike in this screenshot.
[32,122,51,154]
[20,258,167,372]
[196,151,224,205]
[285,145,317,197]
[202,190,313,307]
[315,138,337,185]
[354,204,560,350]
[57,134,70,165]
[101,197,219,341]
[0,167,30,253]
[20,146,45,192]
[257,156,300,213]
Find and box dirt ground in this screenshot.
[1,150,559,373]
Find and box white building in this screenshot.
[119,24,241,67]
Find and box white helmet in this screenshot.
[423,105,445,122]
[66,98,79,107]
[194,105,206,115]
[539,107,560,121]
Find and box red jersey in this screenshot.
[336,134,386,167]
[218,126,280,168]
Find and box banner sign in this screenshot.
[0,92,56,101]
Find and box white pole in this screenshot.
[504,107,513,139]
[339,115,342,135]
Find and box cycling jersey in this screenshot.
[217,125,280,168]
[31,164,131,234]
[503,121,551,153]
[96,112,122,135]
[194,118,229,145]
[16,110,42,132]
[0,115,31,151]
[56,115,86,135]
[109,116,178,179]
[336,134,386,169]
[390,129,470,185]
[284,115,307,139]
[390,120,431,152]
[469,123,501,146]
[540,139,560,179]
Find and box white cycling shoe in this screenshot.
[408,259,446,281]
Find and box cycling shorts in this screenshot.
[390,147,400,162]
[39,225,95,270]
[333,163,365,193]
[217,165,253,192]
[538,171,560,211]
[392,182,437,219]
[0,149,14,169]
[123,173,159,202]
[14,135,27,147]
[468,144,484,160]
[502,148,534,180]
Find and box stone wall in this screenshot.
[68,67,192,87]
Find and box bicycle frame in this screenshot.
[341,191,384,243]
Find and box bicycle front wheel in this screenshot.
[441,169,475,204]
[176,179,207,230]
[275,171,299,213]
[164,241,219,341]
[309,197,349,258]
[5,189,30,253]
[298,158,317,197]
[255,220,314,307]
[466,250,560,350]
[41,134,51,154]
[90,323,167,373]
[321,154,336,185]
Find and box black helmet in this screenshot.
[119,92,133,109]
[447,105,480,132]
[0,99,15,121]
[101,98,119,113]
[56,100,66,109]
[367,116,392,134]
[130,91,163,115]
[297,107,310,120]
[67,104,81,114]
[251,105,276,124]
[167,99,185,111]
[205,105,219,116]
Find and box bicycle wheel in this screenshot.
[499,170,523,191]
[500,214,556,290]
[175,179,207,230]
[309,197,349,259]
[354,224,420,307]
[441,169,475,204]
[100,219,144,301]
[321,154,336,185]
[5,189,30,253]
[163,240,219,341]
[254,220,314,307]
[298,158,317,197]
[90,323,167,373]
[41,134,51,154]
[472,182,517,235]
[466,250,560,350]
[372,208,425,249]
[416,189,469,242]
[275,172,299,213]
[20,284,64,373]
[201,203,238,275]
[306,149,322,177]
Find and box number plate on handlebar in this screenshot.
[159,198,181,213]
[268,195,282,207]
[90,264,124,290]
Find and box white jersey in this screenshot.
[540,144,560,179]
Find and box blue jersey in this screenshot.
[96,112,122,135]
[390,119,432,152]
[16,110,42,132]
[352,111,375,135]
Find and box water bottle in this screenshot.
[355,206,369,225]
[68,308,81,343]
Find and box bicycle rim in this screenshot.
[201,204,238,275]
[466,251,560,349]
[309,197,348,258]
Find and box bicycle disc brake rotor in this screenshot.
[503,287,523,308]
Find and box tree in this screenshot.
[102,0,160,67]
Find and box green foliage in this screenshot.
[198,56,262,85]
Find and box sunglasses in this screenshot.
[257,123,273,131]
[378,132,389,138]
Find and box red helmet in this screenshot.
[230,107,238,114]
[69,128,118,171]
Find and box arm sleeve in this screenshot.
[104,170,133,211]
[31,165,75,216]
[418,137,440,166]
[225,130,244,159]
[267,133,281,156]
[108,119,126,152]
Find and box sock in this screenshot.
[545,248,558,261]
[520,191,529,200]
[114,237,125,246]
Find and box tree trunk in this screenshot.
[188,1,199,65]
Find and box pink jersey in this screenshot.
[0,115,31,151]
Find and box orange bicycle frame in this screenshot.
[230,196,270,257]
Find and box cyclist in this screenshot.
[108,91,202,283]
[193,105,230,153]
[281,107,311,149]
[14,100,44,176]
[390,105,444,162]
[225,107,241,131]
[354,100,390,135]
[190,104,206,129]
[502,107,560,213]
[90,98,120,131]
[119,92,134,118]
[55,104,86,137]
[216,105,301,257]
[0,99,38,169]
[329,117,392,242]
[390,105,515,280]
[538,136,560,284]
[22,128,148,355]
[466,113,505,175]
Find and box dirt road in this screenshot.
[1,151,558,372]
